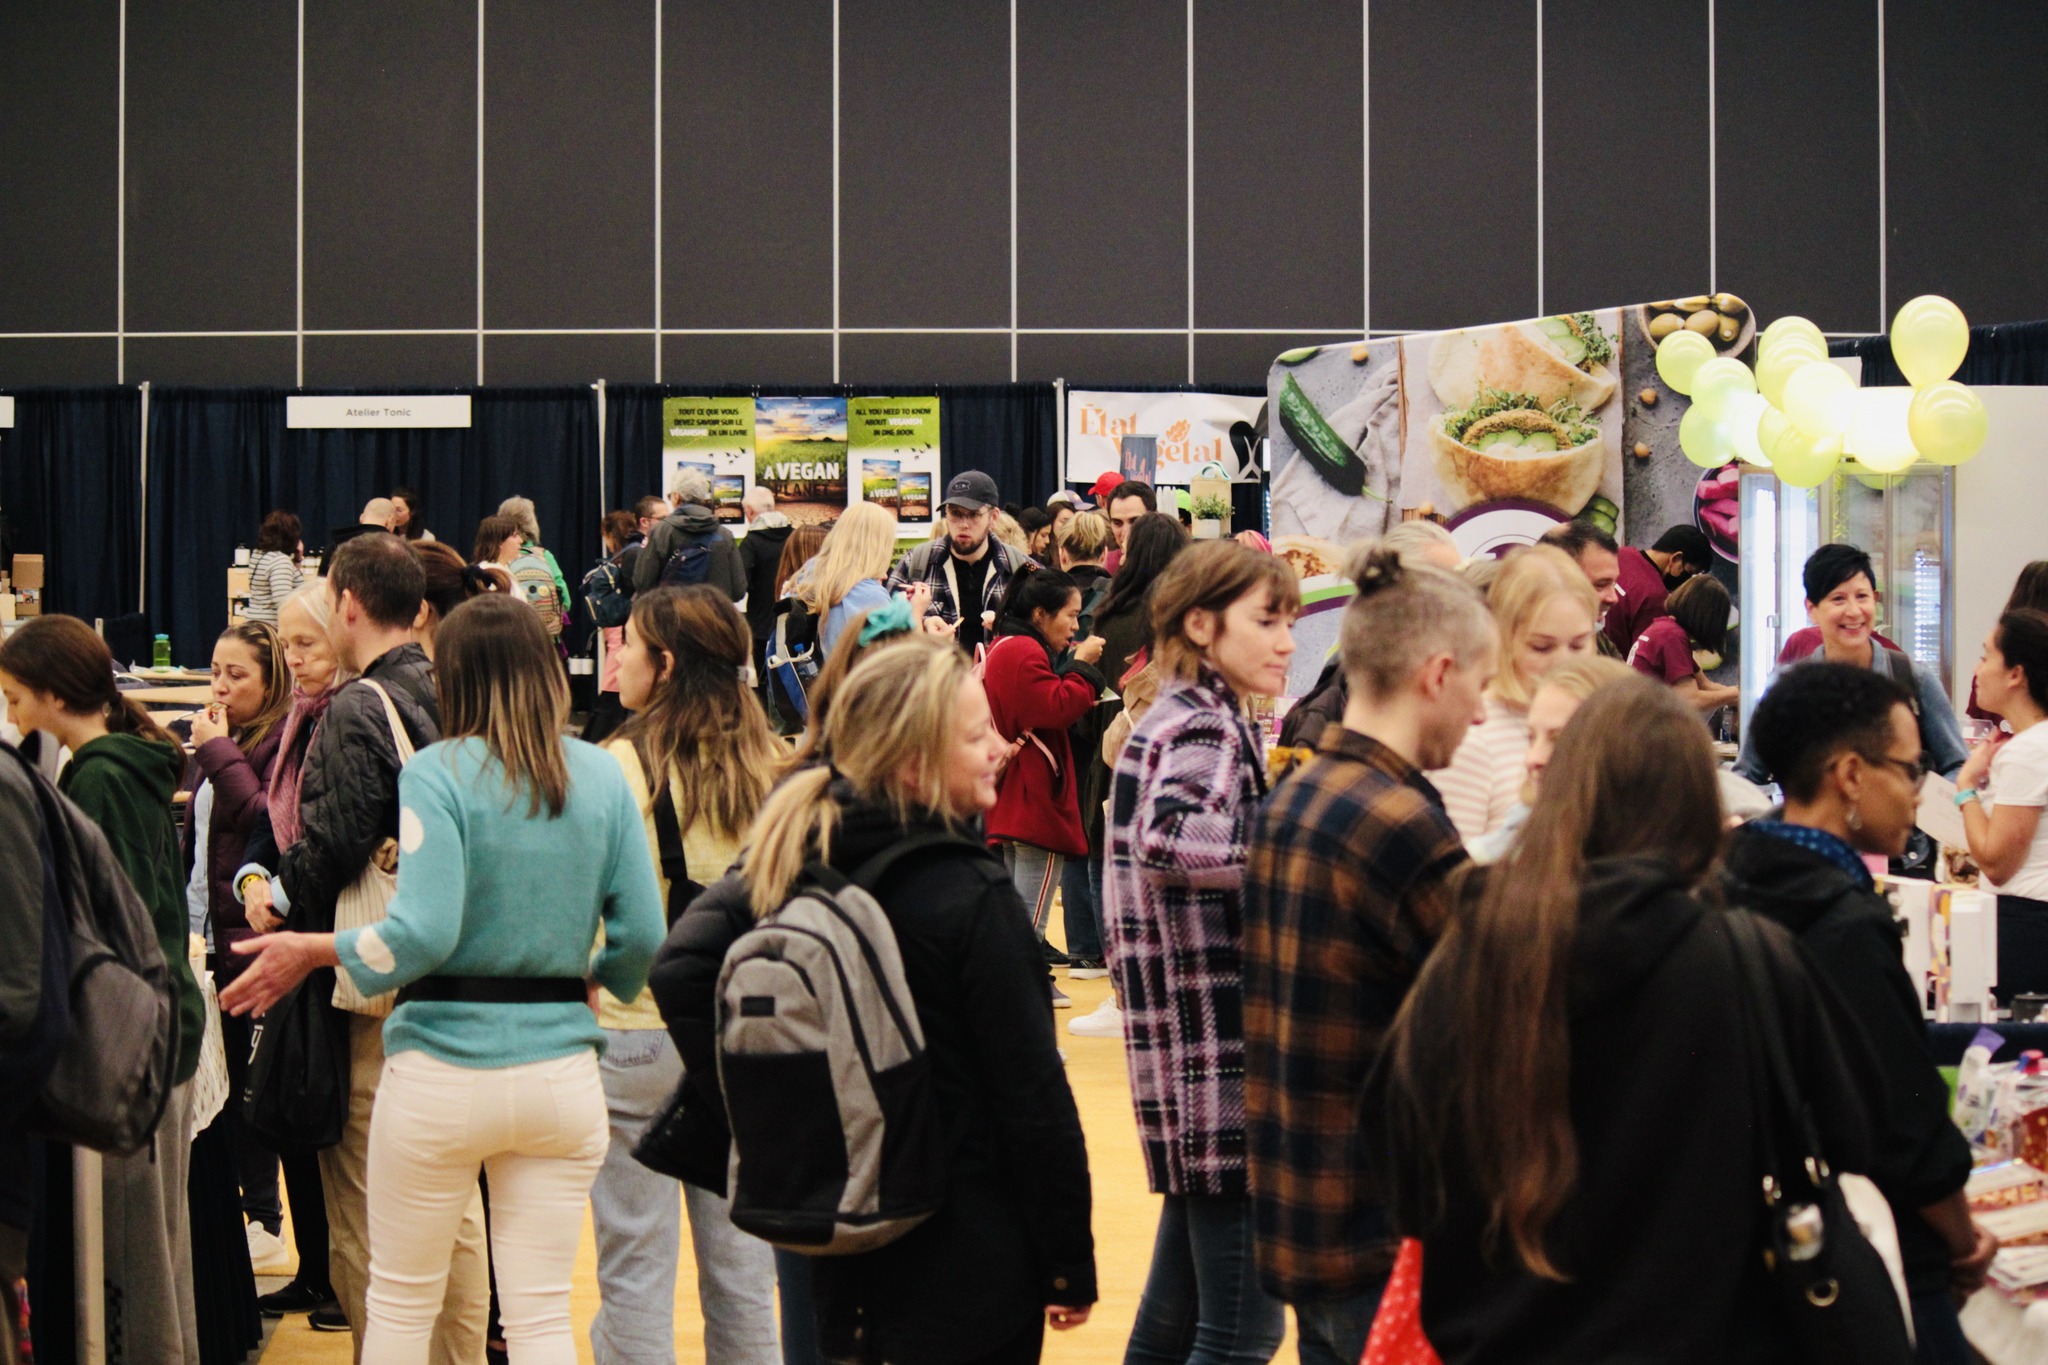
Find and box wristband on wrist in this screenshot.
[236,871,267,903]
[1955,787,1983,809]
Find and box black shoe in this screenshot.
[257,1281,337,1317]
[308,1306,351,1332]
[1041,942,1072,967]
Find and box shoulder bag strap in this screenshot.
[357,679,416,767]
[648,768,691,890]
[1725,910,1829,1185]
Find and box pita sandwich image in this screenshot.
[1428,312,1618,413]
[1429,386,1606,517]
[1271,535,1343,583]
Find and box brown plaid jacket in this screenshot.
[1242,726,1467,1302]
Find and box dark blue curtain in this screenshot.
[145,386,600,664]
[603,383,1063,515]
[0,387,142,630]
[1830,319,2048,386]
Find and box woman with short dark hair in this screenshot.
[246,510,305,624]
[1958,608,2048,1004]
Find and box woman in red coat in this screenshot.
[983,564,1108,1006]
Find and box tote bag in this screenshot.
[330,680,414,1016]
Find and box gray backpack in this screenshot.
[715,835,966,1254]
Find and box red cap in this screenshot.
[1088,472,1123,504]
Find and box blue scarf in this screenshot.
[1747,819,1875,891]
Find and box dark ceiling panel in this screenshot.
[1369,0,1539,332]
[303,0,477,330]
[302,333,477,387]
[486,333,654,385]
[660,333,835,387]
[840,332,1011,385]
[840,0,1009,328]
[126,0,296,332]
[486,0,656,330]
[1016,0,1184,329]
[0,339,121,387]
[1194,0,1362,332]
[0,3,119,333]
[663,0,833,330]
[1018,333,1188,386]
[125,335,297,386]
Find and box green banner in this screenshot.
[849,396,942,529]
[662,397,755,526]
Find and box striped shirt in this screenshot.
[1427,696,1529,842]
[245,550,302,624]
[1243,726,1467,1301]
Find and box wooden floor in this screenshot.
[257,959,1291,1363]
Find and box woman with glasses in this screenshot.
[1725,662,1993,1364]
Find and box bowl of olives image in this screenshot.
[1631,293,1756,358]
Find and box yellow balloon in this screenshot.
[1844,388,1919,473]
[1761,316,1827,354]
[1756,403,1795,462]
[1758,330,1827,371]
[1655,330,1717,397]
[1690,356,1758,411]
[1679,404,1727,467]
[1891,295,1970,388]
[1773,429,1843,488]
[1908,380,1989,464]
[1783,360,1857,436]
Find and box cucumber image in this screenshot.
[1576,493,1620,536]
[1277,374,1382,500]
[1275,345,1323,365]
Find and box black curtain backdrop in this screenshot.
[1830,320,2048,386]
[603,382,1063,520]
[145,386,600,664]
[0,387,143,630]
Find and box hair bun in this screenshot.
[1345,543,1406,596]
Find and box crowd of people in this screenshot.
[2,460,2044,1365]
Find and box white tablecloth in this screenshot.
[1963,1286,2048,1364]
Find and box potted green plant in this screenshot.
[1191,493,1233,540]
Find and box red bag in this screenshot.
[1360,1238,1439,1365]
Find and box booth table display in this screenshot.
[123,684,212,706]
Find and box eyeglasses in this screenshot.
[1863,752,1929,789]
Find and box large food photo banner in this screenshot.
[1268,296,1754,697]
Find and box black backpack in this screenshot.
[583,555,634,628]
[659,529,720,588]
[2,746,178,1156]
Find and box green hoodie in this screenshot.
[58,733,204,1083]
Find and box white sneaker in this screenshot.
[246,1221,291,1272]
[1068,999,1124,1039]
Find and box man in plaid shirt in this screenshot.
[1244,549,1497,1365]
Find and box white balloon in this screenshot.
[1844,387,1919,474]
[1724,393,1770,468]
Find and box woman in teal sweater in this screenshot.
[223,594,663,1365]
[0,614,207,1363]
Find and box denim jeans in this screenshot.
[590,1029,780,1365]
[1911,1291,1972,1365]
[999,841,1064,940]
[1125,1194,1287,1365]
[1291,1281,1387,1365]
[1061,854,1105,960]
[774,1248,822,1365]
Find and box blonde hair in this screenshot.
[278,579,357,689]
[798,501,899,614]
[992,511,1030,557]
[1530,655,1635,706]
[1486,545,1601,709]
[1373,519,1459,565]
[1058,510,1113,564]
[496,495,541,545]
[741,637,978,915]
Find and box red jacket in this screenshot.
[982,629,1105,858]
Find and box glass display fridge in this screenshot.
[1737,463,1956,731]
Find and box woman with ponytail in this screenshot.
[0,614,208,1361]
[648,637,1097,1365]
[981,562,1107,996]
[591,584,787,1364]
[1958,607,2048,999]
[1372,678,1879,1360]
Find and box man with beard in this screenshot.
[885,470,1031,655]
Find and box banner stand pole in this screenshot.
[1054,377,1066,491]
[75,1146,105,1365]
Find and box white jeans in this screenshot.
[365,1048,609,1365]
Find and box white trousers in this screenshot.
[364,1048,608,1365]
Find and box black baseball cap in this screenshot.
[942,470,1000,512]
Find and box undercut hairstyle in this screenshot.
[1148,540,1301,684]
[1536,520,1619,561]
[1058,510,1114,564]
[1651,524,1713,569]
[433,594,571,817]
[1666,573,1731,655]
[1108,481,1157,512]
[255,509,301,555]
[1749,662,1915,802]
[1337,546,1495,701]
[1803,542,1876,606]
[1997,608,2048,714]
[473,514,521,565]
[327,531,426,629]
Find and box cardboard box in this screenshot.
[11,555,44,591]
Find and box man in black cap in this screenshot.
[885,469,1032,655]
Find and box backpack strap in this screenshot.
[848,832,990,892]
[650,777,692,891]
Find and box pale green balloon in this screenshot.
[1655,330,1717,397]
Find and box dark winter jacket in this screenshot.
[633,504,746,602]
[278,645,439,934]
[738,515,794,640]
[1068,562,1112,639]
[59,734,205,1083]
[647,791,1096,1364]
[982,624,1104,858]
[181,727,282,981]
[1371,856,1876,1365]
[1277,656,1346,751]
[1723,825,1973,1298]
[0,745,46,1052]
[1095,589,1153,691]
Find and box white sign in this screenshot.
[0,396,14,428]
[286,395,472,428]
[1065,390,1263,486]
